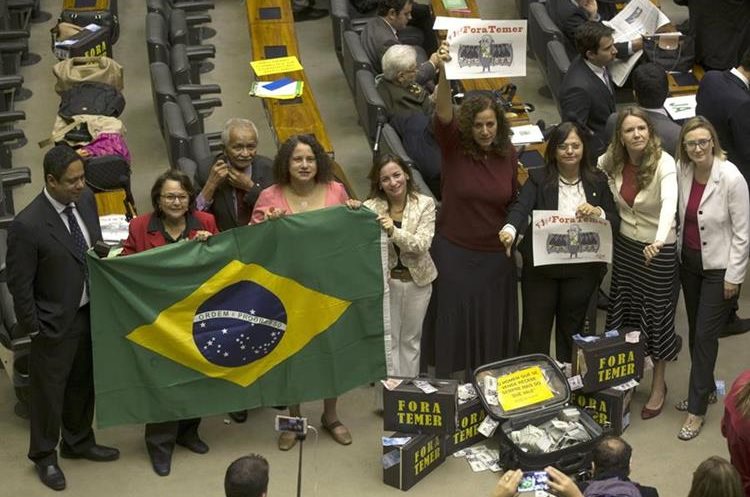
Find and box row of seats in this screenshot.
[146,0,224,186]
[331,0,434,199]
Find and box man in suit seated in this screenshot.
[361,0,439,89]
[225,454,269,497]
[7,144,120,491]
[548,0,643,57]
[560,21,618,159]
[696,47,750,183]
[605,62,681,156]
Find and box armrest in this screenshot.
[0,167,31,186]
[191,97,222,111]
[0,111,25,124]
[204,131,221,142]
[0,39,27,53]
[173,1,215,12]
[185,44,215,60]
[176,83,221,97]
[186,13,211,25]
[0,75,23,90]
[0,30,29,41]
[0,129,25,144]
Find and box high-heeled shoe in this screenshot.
[641,385,668,420]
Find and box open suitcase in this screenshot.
[473,354,603,474]
[61,0,120,44]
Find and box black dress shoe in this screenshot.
[60,444,120,462]
[150,454,171,477]
[720,317,750,338]
[176,437,209,454]
[228,410,248,423]
[35,463,66,491]
[293,6,328,21]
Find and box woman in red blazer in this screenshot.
[121,169,217,476]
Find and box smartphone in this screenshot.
[274,415,308,435]
[517,471,549,492]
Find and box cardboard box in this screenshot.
[383,379,458,434]
[571,386,635,435]
[571,332,644,392]
[54,24,111,59]
[444,397,487,455]
[383,432,445,491]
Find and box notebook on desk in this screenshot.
[671,71,699,87]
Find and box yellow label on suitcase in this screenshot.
[63,0,111,11]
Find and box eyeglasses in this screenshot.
[161,194,189,203]
[556,143,582,152]
[684,138,712,150]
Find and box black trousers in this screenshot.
[28,306,96,465]
[145,418,202,461]
[680,248,735,415]
[518,261,603,363]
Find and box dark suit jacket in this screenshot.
[505,167,620,266]
[360,17,436,86]
[605,108,681,157]
[7,189,102,340]
[196,155,274,231]
[685,0,750,71]
[547,0,627,58]
[120,211,219,255]
[696,70,750,180]
[560,55,617,158]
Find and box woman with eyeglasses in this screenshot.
[251,134,356,452]
[121,170,218,476]
[674,116,749,441]
[499,122,619,362]
[598,106,679,422]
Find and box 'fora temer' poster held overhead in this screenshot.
[440,18,527,79]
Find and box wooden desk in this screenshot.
[246,2,356,196]
[668,65,705,96]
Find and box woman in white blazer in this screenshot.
[363,154,437,377]
[675,116,750,440]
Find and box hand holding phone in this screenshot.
[518,471,549,492]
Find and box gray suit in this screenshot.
[360,17,435,86]
[605,108,681,157]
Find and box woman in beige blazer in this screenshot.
[674,116,750,440]
[363,154,437,377]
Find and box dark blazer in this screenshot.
[695,70,750,180]
[547,0,627,58]
[196,155,274,231]
[120,211,219,255]
[360,17,436,86]
[560,55,617,158]
[505,167,620,266]
[7,188,102,340]
[684,0,750,71]
[605,108,681,157]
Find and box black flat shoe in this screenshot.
[35,463,66,491]
[150,453,171,477]
[60,444,120,462]
[228,410,248,423]
[293,6,328,21]
[176,437,209,454]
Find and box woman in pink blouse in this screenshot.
[251,134,352,452]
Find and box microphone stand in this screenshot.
[296,432,306,497]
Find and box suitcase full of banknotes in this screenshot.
[473,354,603,473]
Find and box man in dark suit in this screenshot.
[696,47,750,182]
[7,145,120,491]
[360,0,438,87]
[677,0,750,71]
[605,62,681,156]
[547,0,641,58]
[560,21,618,159]
[196,118,274,233]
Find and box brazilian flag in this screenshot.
[89,206,388,428]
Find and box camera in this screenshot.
[518,471,549,493]
[275,415,308,435]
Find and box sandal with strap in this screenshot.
[321,415,352,446]
[678,416,704,441]
[675,391,718,412]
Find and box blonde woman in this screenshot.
[675,116,749,440]
[598,106,678,421]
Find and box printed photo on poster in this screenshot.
[440,18,527,79]
[532,210,613,266]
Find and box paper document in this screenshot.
[250,56,303,77]
[511,124,544,145]
[605,0,671,86]
[99,214,129,244]
[663,94,696,120]
[249,79,304,100]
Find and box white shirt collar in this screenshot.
[584,59,607,79]
[730,67,750,89]
[381,17,398,37]
[43,187,71,214]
